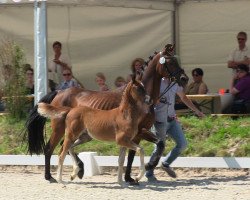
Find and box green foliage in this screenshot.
[0,39,28,120]
[0,116,249,156]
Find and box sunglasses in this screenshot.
[237,38,246,41]
[63,73,71,76]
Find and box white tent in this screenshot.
[0,0,250,92]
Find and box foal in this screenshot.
[37,77,151,185]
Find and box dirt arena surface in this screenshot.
[0,166,249,200]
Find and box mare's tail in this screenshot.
[37,103,70,119]
[23,91,58,155]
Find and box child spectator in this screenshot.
[114,76,127,88]
[95,72,109,91]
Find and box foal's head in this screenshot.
[122,74,151,113]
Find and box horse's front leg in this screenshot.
[118,147,126,186]
[134,146,145,182]
[125,150,137,184]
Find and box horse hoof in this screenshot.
[49,177,57,183]
[129,180,139,186]
[77,169,84,179]
[45,175,57,183]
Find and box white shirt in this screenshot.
[154,78,183,122]
[228,46,250,73]
[48,54,71,84]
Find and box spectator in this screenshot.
[145,77,204,182]
[228,31,250,75]
[230,64,250,113]
[185,68,208,95]
[95,72,109,91]
[127,57,145,82]
[57,68,81,90]
[0,64,14,111]
[114,76,127,88]
[24,65,34,94]
[48,41,71,91]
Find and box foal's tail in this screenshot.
[37,103,71,119]
[23,91,58,155]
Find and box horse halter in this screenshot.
[159,55,184,81]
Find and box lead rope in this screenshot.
[157,81,177,102]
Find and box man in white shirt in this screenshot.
[228,31,250,75]
[48,41,71,90]
[145,78,204,182]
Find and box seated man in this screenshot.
[230,64,250,113]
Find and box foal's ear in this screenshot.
[131,73,136,83]
[131,71,143,84]
[135,71,143,81]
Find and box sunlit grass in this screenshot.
[0,115,249,156]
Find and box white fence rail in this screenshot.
[0,153,249,177]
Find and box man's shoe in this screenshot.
[145,174,158,182]
[162,164,177,178]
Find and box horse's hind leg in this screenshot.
[57,138,73,183]
[44,119,65,182]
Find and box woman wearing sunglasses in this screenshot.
[185,68,208,95]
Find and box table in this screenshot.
[186,94,221,114]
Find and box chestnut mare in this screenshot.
[24,44,189,185]
[37,77,150,185]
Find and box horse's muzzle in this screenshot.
[144,95,152,105]
[179,74,189,87]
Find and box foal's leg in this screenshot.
[68,132,92,181]
[71,131,92,179]
[118,139,145,183]
[118,147,126,186]
[44,118,65,182]
[68,146,80,181]
[134,146,145,182]
[57,137,74,183]
[125,129,158,184]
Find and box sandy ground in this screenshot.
[0,166,249,200]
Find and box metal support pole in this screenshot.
[34,0,48,104]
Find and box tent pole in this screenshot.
[34,0,48,104]
[173,0,181,56]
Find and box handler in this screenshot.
[145,77,205,182]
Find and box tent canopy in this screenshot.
[1,0,250,92]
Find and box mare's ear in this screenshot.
[164,44,175,56]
